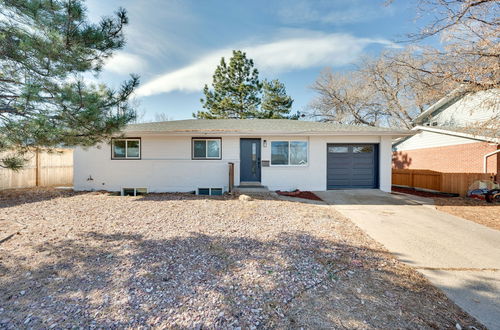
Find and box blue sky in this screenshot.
[86,0,424,121]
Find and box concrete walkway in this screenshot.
[315,190,500,329]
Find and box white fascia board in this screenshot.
[123,130,415,137]
[413,125,499,143]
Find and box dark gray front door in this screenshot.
[240,139,261,182]
[327,144,378,189]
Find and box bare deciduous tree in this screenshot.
[309,69,381,126]
[397,0,499,91]
[310,0,499,135]
[153,112,172,122]
[407,0,500,135]
[308,52,452,128]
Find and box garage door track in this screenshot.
[315,189,500,329]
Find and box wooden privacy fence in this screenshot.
[0,149,73,190]
[392,169,496,196]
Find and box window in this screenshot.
[210,188,223,196]
[271,141,308,166]
[135,188,147,196]
[271,141,288,165]
[197,188,223,195]
[353,146,373,153]
[198,188,210,195]
[122,188,135,196]
[192,138,221,159]
[328,146,348,153]
[122,188,147,196]
[112,139,141,159]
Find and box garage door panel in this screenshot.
[327,144,378,189]
[352,178,374,184]
[328,169,351,176]
[352,161,373,168]
[352,168,373,175]
[327,155,351,161]
[328,180,351,186]
[327,161,351,167]
[327,159,351,165]
[353,156,374,161]
[327,165,351,170]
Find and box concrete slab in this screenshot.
[316,189,500,329]
[275,194,327,205]
[420,269,500,329]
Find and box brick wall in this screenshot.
[393,142,499,174]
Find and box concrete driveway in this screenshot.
[315,189,500,329]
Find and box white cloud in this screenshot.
[104,52,147,75]
[86,0,199,59]
[135,33,397,97]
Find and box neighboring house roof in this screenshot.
[413,88,499,126]
[428,126,499,141]
[124,119,413,136]
[393,125,500,148]
[412,88,466,124]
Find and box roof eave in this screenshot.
[413,87,466,124]
[413,125,499,143]
[122,130,415,137]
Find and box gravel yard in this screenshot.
[0,189,483,329]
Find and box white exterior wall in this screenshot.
[421,90,499,126]
[259,135,392,192]
[74,135,240,193]
[379,136,393,192]
[74,134,394,193]
[394,130,478,151]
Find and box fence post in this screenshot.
[35,149,41,187]
[228,162,234,193]
[438,172,443,192]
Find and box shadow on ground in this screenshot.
[0,188,77,208]
[0,231,482,329]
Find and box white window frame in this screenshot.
[112,138,141,159]
[192,138,222,160]
[270,140,308,166]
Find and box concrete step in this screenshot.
[234,185,269,193]
[239,181,262,187]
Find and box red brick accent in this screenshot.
[393,142,499,174]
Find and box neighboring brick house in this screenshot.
[393,89,500,177]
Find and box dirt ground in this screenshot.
[392,186,457,198]
[434,197,500,231]
[0,188,483,329]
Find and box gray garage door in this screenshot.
[327,144,378,189]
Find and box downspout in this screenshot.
[483,148,500,173]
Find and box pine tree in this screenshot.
[0,0,139,170]
[195,51,262,119]
[260,79,294,119]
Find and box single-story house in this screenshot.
[393,89,500,175]
[74,119,412,195]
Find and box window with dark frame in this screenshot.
[112,139,141,159]
[192,138,221,159]
[270,141,308,165]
